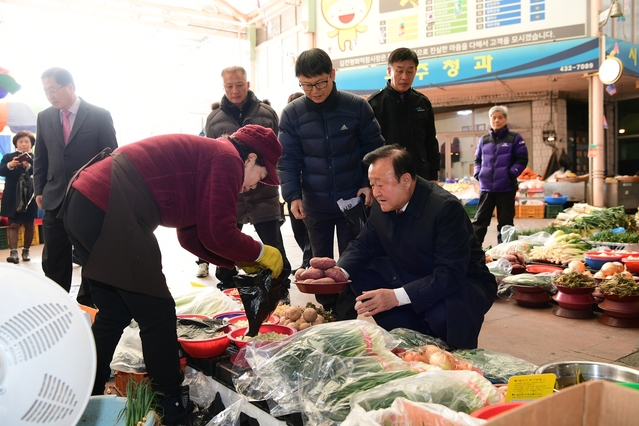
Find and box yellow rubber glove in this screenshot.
[237,262,261,275]
[256,245,283,278]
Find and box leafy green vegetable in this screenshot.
[553,270,595,289]
[599,273,639,297]
[589,230,639,244]
[570,206,637,235]
[116,378,159,426]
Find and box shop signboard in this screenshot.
[316,0,588,70]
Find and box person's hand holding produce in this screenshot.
[256,245,283,278]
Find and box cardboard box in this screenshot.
[486,381,639,426]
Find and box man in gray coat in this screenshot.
[34,67,118,298]
[199,66,291,296]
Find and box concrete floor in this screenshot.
[3,216,638,370]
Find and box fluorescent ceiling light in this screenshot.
[457,110,472,115]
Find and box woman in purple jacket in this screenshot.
[472,106,528,245]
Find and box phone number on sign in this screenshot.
[559,63,595,72]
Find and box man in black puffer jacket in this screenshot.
[198,66,291,299]
[278,48,385,317]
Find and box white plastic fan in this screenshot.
[0,264,96,425]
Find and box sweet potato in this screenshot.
[294,268,306,281]
[310,277,336,284]
[324,267,347,283]
[299,267,324,280]
[309,257,336,269]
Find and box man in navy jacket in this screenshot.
[336,145,496,349]
[278,48,384,315]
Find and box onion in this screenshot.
[429,350,455,370]
[567,260,586,273]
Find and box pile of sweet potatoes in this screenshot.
[294,257,348,284]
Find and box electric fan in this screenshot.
[0,264,96,425]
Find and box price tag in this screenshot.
[505,374,556,402]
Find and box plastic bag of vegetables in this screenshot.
[349,370,501,415]
[342,397,486,426]
[173,285,241,316]
[451,348,538,383]
[486,241,531,261]
[232,320,414,424]
[389,327,452,351]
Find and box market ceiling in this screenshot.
[0,0,274,42]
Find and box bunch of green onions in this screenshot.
[116,378,159,426]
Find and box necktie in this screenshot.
[396,209,404,215]
[62,110,71,144]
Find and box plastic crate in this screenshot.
[0,227,8,250]
[17,224,39,247]
[464,205,477,218]
[545,204,565,219]
[113,371,149,396]
[517,205,545,219]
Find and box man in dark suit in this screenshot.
[34,67,118,298]
[336,145,496,349]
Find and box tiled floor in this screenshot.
[3,216,638,370]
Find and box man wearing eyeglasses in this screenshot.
[34,67,118,302]
[278,48,385,318]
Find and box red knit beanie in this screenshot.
[232,125,282,186]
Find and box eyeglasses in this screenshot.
[44,84,68,96]
[299,78,330,91]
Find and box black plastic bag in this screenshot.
[16,169,34,213]
[233,270,283,337]
[559,148,572,170]
[338,194,369,238]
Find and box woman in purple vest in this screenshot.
[472,106,528,245]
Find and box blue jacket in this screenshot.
[473,126,528,193]
[278,84,385,215]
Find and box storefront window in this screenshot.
[435,103,531,181]
[617,97,639,175]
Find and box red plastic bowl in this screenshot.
[222,288,242,301]
[622,258,639,274]
[212,311,246,321]
[228,324,296,348]
[177,325,233,358]
[584,252,623,261]
[227,314,280,327]
[294,280,351,294]
[526,264,564,274]
[471,402,527,419]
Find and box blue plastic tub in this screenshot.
[544,195,568,205]
[465,198,479,206]
[79,395,155,425]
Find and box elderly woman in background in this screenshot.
[0,130,37,263]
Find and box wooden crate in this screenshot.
[113,371,149,396]
[517,205,545,219]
